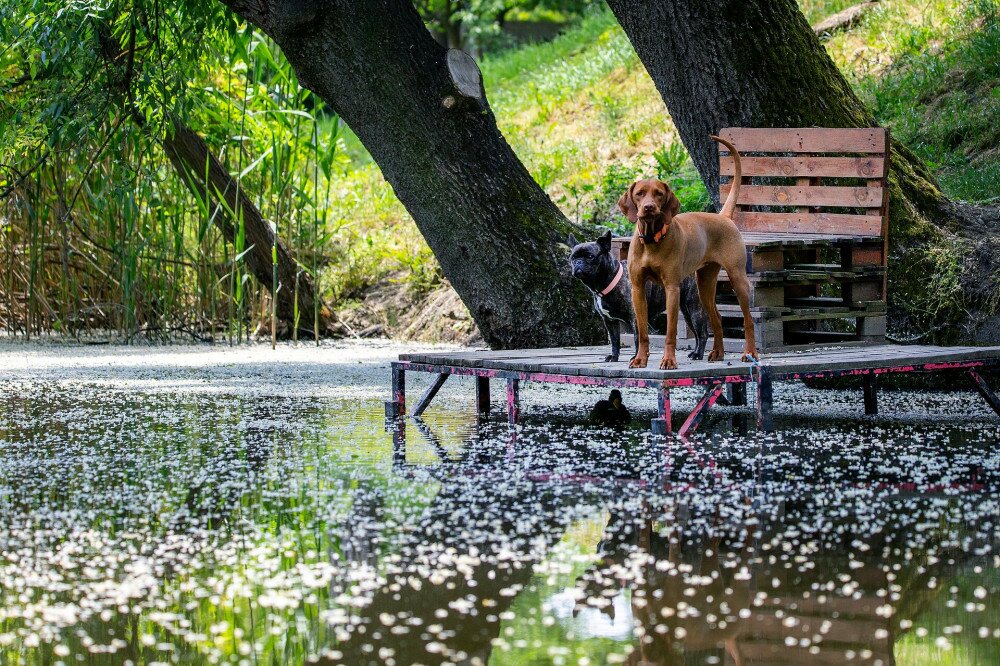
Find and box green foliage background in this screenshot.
[1,0,997,340]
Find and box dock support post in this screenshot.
[863,374,878,416]
[678,383,726,438]
[729,382,747,407]
[756,367,773,433]
[969,368,1000,417]
[651,385,672,436]
[476,376,490,421]
[412,372,449,417]
[506,378,520,425]
[385,364,405,419]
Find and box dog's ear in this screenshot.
[567,233,579,248]
[664,185,681,222]
[617,182,638,224]
[597,230,612,253]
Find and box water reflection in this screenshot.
[572,488,992,665]
[0,377,998,664]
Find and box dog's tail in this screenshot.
[710,134,741,220]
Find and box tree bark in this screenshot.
[215,0,600,349]
[160,118,330,332]
[605,0,1000,343]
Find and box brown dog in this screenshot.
[618,135,757,370]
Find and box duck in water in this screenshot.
[590,389,631,426]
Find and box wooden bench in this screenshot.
[613,127,890,352]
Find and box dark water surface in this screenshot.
[1,345,998,665]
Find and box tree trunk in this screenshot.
[160,118,330,333]
[94,19,329,335]
[605,0,1000,343]
[442,0,464,48]
[215,0,600,349]
[496,6,512,30]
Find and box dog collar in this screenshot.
[600,264,624,296]
[637,222,666,244]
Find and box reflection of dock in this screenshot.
[382,403,987,666]
[595,503,954,666]
[387,343,1000,436]
[734,592,895,664]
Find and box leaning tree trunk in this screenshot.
[160,118,330,333]
[606,0,1000,344]
[216,0,600,349]
[94,20,328,335]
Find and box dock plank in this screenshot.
[401,344,1000,383]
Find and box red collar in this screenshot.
[637,218,667,244]
[600,264,624,296]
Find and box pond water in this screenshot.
[1,342,998,665]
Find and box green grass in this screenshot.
[861,1,1000,203]
[480,9,704,226]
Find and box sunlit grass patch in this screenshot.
[859,1,1000,203]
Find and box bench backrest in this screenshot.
[717,127,890,239]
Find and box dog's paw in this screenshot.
[659,356,678,370]
[688,350,705,360]
[604,354,620,363]
[707,349,725,362]
[741,350,760,363]
[628,355,648,369]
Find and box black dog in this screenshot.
[569,231,708,362]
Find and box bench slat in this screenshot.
[719,127,887,153]
[719,155,887,178]
[733,211,882,236]
[720,183,884,208]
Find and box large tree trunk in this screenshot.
[160,118,330,333]
[216,0,600,349]
[605,0,1000,343]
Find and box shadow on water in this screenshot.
[1,375,999,664]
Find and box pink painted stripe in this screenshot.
[678,384,726,438]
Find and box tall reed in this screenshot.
[1,20,345,343]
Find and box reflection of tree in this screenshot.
[167,404,275,533]
[329,471,588,665]
[576,491,988,665]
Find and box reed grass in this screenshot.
[0,14,340,342]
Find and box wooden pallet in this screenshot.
[719,127,890,349]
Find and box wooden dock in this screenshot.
[387,343,1000,437]
[385,129,1000,438]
